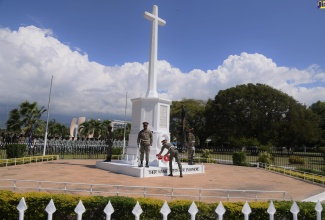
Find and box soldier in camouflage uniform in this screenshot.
[105,125,113,162]
[137,122,153,167]
[188,128,195,165]
[157,138,183,177]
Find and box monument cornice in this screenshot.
[131,96,172,104]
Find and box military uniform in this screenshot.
[188,129,195,165]
[158,142,183,177]
[137,122,153,167]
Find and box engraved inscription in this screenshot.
[159,105,167,128]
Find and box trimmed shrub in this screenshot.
[6,144,26,158]
[232,152,248,166]
[0,190,323,220]
[256,152,274,164]
[112,147,122,155]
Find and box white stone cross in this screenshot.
[144,5,166,98]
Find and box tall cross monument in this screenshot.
[96,5,205,177]
[144,5,166,98]
[124,5,172,167]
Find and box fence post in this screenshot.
[17,197,27,220]
[45,199,56,220]
[132,201,143,220]
[315,200,323,220]
[74,200,86,220]
[160,201,171,220]
[103,200,114,220]
[241,201,251,220]
[290,201,299,220]
[267,201,276,220]
[199,189,202,202]
[215,201,226,220]
[188,201,198,220]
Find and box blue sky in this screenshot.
[0,0,324,126]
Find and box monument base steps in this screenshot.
[96,160,205,178]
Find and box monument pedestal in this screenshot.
[122,96,172,166]
[96,160,205,178]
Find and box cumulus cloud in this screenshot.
[0,26,324,123]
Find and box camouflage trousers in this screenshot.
[169,151,182,173]
[139,144,150,162]
[188,147,195,165]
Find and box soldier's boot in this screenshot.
[168,168,173,176]
[138,161,143,167]
[180,170,183,178]
[145,161,149,168]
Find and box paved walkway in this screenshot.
[1,159,324,202]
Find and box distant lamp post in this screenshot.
[206,138,211,148]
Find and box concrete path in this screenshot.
[0,159,324,202]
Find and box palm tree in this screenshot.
[78,120,92,139]
[100,120,112,138]
[48,119,68,139]
[79,119,112,140]
[113,123,131,141]
[6,101,46,140]
[6,109,21,133]
[19,101,46,139]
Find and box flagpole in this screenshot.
[122,91,128,157]
[43,75,53,156]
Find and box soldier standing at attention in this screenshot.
[188,128,196,165]
[157,138,183,177]
[105,125,113,162]
[137,122,153,167]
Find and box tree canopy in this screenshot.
[205,83,321,148]
[6,101,46,138]
[170,99,209,147]
[309,101,325,145]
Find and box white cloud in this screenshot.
[0,26,324,123]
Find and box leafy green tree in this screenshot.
[170,99,209,148]
[309,101,325,145]
[79,119,112,139]
[48,119,68,139]
[99,120,112,138]
[205,83,321,148]
[6,109,21,134]
[6,101,46,139]
[113,123,131,141]
[79,119,100,139]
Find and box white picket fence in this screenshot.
[15,197,323,220]
[0,179,293,202]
